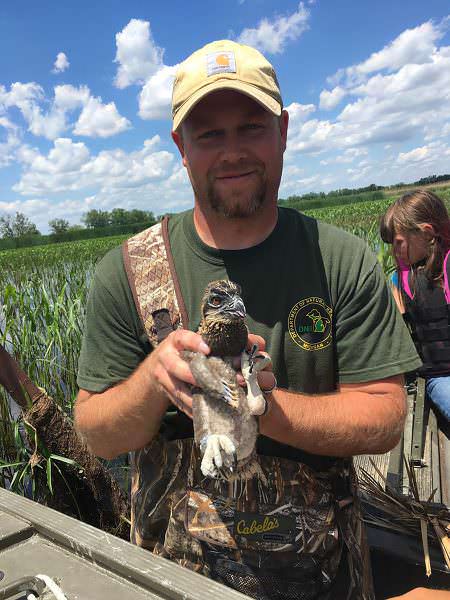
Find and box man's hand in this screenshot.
[235,333,276,394]
[147,329,210,418]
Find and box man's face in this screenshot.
[172,90,288,218]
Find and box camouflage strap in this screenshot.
[122,215,191,549]
[122,216,188,346]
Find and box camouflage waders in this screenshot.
[123,219,374,600]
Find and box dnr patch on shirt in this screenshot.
[288,297,333,351]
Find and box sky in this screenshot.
[0,1,449,233]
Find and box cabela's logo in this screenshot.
[288,297,332,351]
[234,511,296,543]
[236,516,279,535]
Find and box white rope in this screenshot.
[35,574,68,600]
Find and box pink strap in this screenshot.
[398,260,413,300]
[444,250,450,303]
[399,251,450,302]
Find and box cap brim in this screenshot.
[172,79,282,131]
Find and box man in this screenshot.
[75,40,421,599]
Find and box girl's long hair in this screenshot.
[380,189,450,283]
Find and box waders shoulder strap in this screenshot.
[122,216,189,345]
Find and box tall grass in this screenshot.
[0,235,128,490]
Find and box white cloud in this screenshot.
[114,19,164,89]
[353,22,441,74]
[54,84,90,110]
[30,138,90,175]
[287,21,450,158]
[0,82,43,108]
[73,97,130,137]
[319,86,346,110]
[0,117,18,131]
[319,147,368,166]
[52,52,70,74]
[237,2,310,54]
[279,171,335,197]
[13,136,175,197]
[424,121,450,141]
[139,65,178,120]
[285,102,315,121]
[0,83,57,138]
[388,141,450,186]
[397,145,431,164]
[0,118,21,167]
[287,118,339,153]
[328,19,447,88]
[0,83,129,140]
[282,164,305,178]
[0,198,49,216]
[113,19,177,122]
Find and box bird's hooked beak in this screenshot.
[226,296,246,319]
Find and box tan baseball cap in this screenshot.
[172,40,283,131]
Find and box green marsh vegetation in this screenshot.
[0,235,128,493]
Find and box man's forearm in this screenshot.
[74,355,169,459]
[75,329,210,460]
[260,377,407,456]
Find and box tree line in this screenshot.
[0,208,156,239]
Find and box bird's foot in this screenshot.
[241,344,271,378]
[241,345,272,416]
[200,434,236,479]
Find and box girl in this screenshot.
[380,189,450,423]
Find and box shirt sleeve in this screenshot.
[77,249,151,393]
[334,257,421,383]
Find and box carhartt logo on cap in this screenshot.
[206,51,236,77]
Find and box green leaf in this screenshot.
[18,462,30,485]
[46,458,53,495]
[49,454,77,466]
[10,468,21,492]
[0,461,24,470]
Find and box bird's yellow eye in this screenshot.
[210,296,221,306]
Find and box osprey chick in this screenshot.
[184,280,270,479]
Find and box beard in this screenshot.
[205,168,267,219]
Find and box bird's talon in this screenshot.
[247,343,259,373]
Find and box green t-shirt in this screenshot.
[77,208,421,465]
